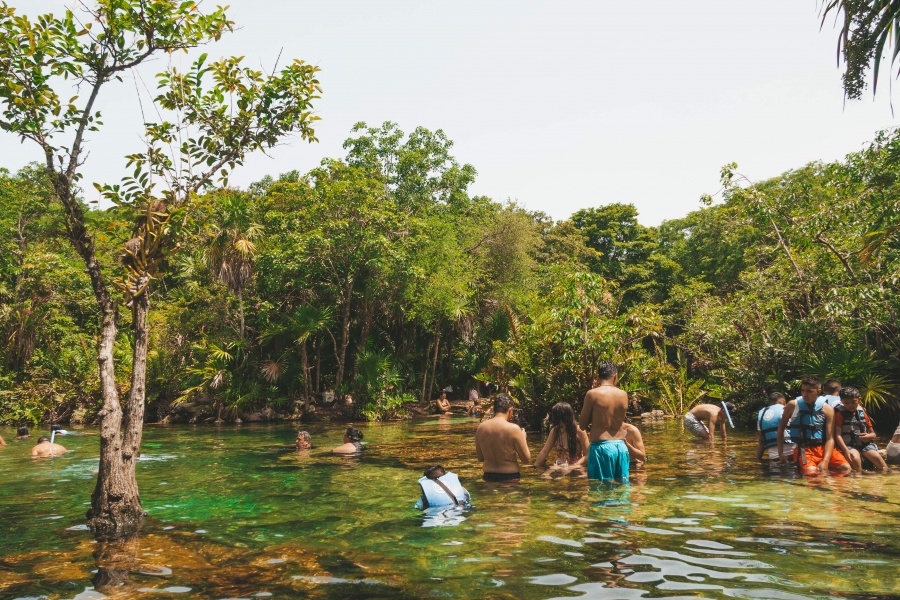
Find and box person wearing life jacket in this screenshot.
[777,375,850,475]
[821,379,843,409]
[833,386,889,473]
[415,465,471,509]
[756,392,795,466]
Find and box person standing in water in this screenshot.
[332,427,365,454]
[534,402,590,473]
[579,360,630,482]
[474,393,530,481]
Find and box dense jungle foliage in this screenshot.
[2,124,900,429]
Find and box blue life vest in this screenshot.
[788,397,827,447]
[835,405,867,447]
[823,394,842,409]
[417,473,470,509]
[757,404,789,449]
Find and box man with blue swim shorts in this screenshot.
[579,360,630,482]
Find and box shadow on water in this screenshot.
[1,418,900,598]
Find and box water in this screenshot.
[1,418,899,599]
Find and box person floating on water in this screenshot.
[534,402,590,477]
[332,426,365,454]
[31,436,67,457]
[777,375,850,475]
[757,392,795,468]
[683,402,735,444]
[833,386,889,473]
[474,393,530,482]
[414,465,471,509]
[579,360,630,482]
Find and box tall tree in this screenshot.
[0,1,320,538]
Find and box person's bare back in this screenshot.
[474,394,530,480]
[579,383,628,442]
[31,437,67,457]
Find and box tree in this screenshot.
[0,1,320,538]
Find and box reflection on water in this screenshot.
[1,418,899,599]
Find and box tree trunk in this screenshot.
[420,337,433,403]
[427,326,442,402]
[335,277,353,389]
[237,288,245,338]
[301,340,310,400]
[315,338,321,394]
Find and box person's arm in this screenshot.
[821,405,836,473]
[861,412,877,441]
[756,428,765,461]
[624,426,646,463]
[533,428,556,467]
[573,427,590,466]
[515,427,531,464]
[832,410,852,460]
[578,393,592,434]
[708,411,717,444]
[721,414,728,442]
[777,401,794,463]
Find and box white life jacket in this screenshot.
[418,472,470,508]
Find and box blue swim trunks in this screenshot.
[588,440,630,482]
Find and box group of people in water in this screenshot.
[0,426,69,457]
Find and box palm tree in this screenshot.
[205,193,262,338]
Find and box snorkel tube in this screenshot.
[721,401,735,428]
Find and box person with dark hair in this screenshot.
[475,393,530,481]
[415,465,471,509]
[295,430,312,450]
[16,426,30,440]
[332,426,365,454]
[534,402,590,473]
[822,379,843,409]
[757,392,795,465]
[31,436,67,457]
[777,375,850,475]
[435,392,451,414]
[833,386,888,472]
[579,360,630,481]
[467,400,483,418]
[684,402,735,443]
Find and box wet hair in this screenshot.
[549,402,578,461]
[296,430,311,443]
[724,402,737,414]
[17,426,29,436]
[767,392,785,405]
[345,427,363,443]
[37,436,50,443]
[799,375,821,390]
[596,360,617,381]
[424,465,446,479]
[50,424,62,432]
[839,386,861,401]
[823,379,842,395]
[493,393,515,414]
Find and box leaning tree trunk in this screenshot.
[427,326,442,402]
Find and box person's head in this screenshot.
[549,402,576,429]
[295,430,311,449]
[724,402,737,414]
[768,392,786,406]
[37,436,50,444]
[50,424,62,433]
[424,465,446,480]
[839,386,861,411]
[493,393,515,416]
[595,360,618,384]
[344,426,363,443]
[16,426,29,437]
[440,392,447,400]
[799,375,821,403]
[823,379,842,395]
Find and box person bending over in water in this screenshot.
[31,436,67,457]
[534,402,590,475]
[579,360,630,482]
[295,430,312,450]
[332,427,364,454]
[415,465,471,509]
[684,402,735,444]
[475,393,530,482]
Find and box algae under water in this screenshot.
[1,418,898,599]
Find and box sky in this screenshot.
[1,1,897,225]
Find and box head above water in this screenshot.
[295,430,311,448]
[595,360,618,383]
[799,375,821,402]
[424,465,446,480]
[550,402,579,460]
[767,392,786,406]
[493,393,515,415]
[823,379,842,395]
[839,386,861,409]
[16,426,29,437]
[37,436,50,444]
[344,427,363,443]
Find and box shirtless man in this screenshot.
[31,436,67,457]
[579,360,630,481]
[474,393,530,482]
[684,403,734,443]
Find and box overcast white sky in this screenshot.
[1,1,896,225]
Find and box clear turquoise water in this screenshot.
[1,418,898,599]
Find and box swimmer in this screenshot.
[332,426,364,454]
[31,436,67,457]
[415,465,471,509]
[295,430,312,450]
[579,360,630,482]
[16,426,30,440]
[475,393,530,482]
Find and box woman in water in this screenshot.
[332,426,365,454]
[534,402,590,476]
